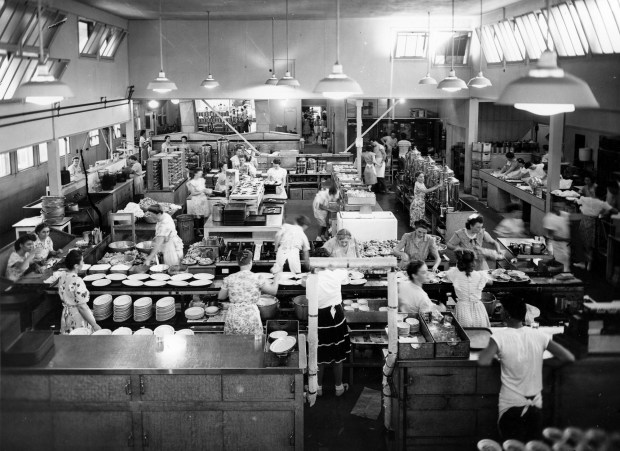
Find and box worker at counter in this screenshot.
[5,234,40,282]
[393,220,441,271]
[127,155,144,195]
[321,228,360,258]
[498,158,526,180]
[68,156,83,181]
[178,135,190,152]
[33,222,61,261]
[272,216,311,274]
[266,158,288,193]
[497,152,519,176]
[144,204,184,267]
[313,184,340,241]
[447,214,503,271]
[161,135,173,153]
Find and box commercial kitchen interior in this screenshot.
[1,0,619,450]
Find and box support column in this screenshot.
[356,99,363,176]
[47,139,62,195]
[126,100,135,148]
[329,100,346,154]
[254,100,270,133]
[464,99,479,193]
[179,100,197,133]
[546,114,565,212]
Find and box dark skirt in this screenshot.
[317,303,351,364]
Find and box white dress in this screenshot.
[155,213,184,266]
[445,267,491,327]
[186,178,211,217]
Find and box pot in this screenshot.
[66,202,79,212]
[292,295,308,320]
[109,241,135,252]
[522,244,532,255]
[480,292,497,317]
[212,203,225,222]
[508,243,521,255]
[257,295,279,321]
[531,242,546,255]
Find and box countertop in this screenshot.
[2,334,305,375]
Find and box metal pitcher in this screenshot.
[212,203,225,222]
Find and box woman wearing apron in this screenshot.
[447,214,503,271]
[218,250,279,335]
[144,204,185,267]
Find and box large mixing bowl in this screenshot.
[109,241,135,252]
[481,292,497,317]
[292,295,308,320]
[136,241,154,254]
[257,295,279,321]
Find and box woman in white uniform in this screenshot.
[144,204,184,267]
[266,158,288,195]
[186,168,213,220]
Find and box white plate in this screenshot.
[503,440,526,451]
[256,273,274,279]
[69,327,91,335]
[134,297,152,308]
[90,264,111,272]
[478,439,502,451]
[205,306,220,315]
[112,327,133,335]
[270,336,297,354]
[348,270,364,280]
[91,329,112,336]
[269,330,288,340]
[134,328,153,335]
[93,294,113,306]
[144,280,167,287]
[128,273,151,281]
[193,273,215,280]
[278,279,299,286]
[92,279,112,287]
[110,264,131,272]
[340,278,351,285]
[189,279,212,287]
[106,273,127,281]
[156,297,175,308]
[122,279,144,287]
[154,325,175,337]
[349,279,367,285]
[113,295,132,307]
[150,273,170,281]
[176,329,195,335]
[84,273,106,282]
[278,272,295,279]
[185,307,205,318]
[171,273,193,281]
[168,280,189,287]
[150,264,169,272]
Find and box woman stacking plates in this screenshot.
[320,229,360,259]
[144,204,185,267]
[393,220,440,271]
[447,214,503,271]
[217,250,279,335]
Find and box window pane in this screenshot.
[0,152,10,177]
[433,31,470,65]
[575,0,603,53]
[480,26,502,63]
[58,138,68,157]
[596,0,620,52]
[17,147,34,171]
[549,8,573,55]
[38,142,48,163]
[585,0,614,52]
[516,16,540,59]
[89,130,99,147]
[78,19,94,53]
[393,32,427,59]
[562,3,589,54]
[114,124,122,139]
[527,13,548,57]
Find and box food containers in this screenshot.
[110,264,131,275]
[257,295,279,320]
[422,312,470,359]
[89,264,111,274]
[397,314,435,360]
[109,241,135,252]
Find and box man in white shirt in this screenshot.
[68,157,82,181]
[229,148,244,170]
[161,135,173,153]
[397,133,412,159]
[271,216,311,274]
[543,201,571,271]
[479,295,574,443]
[381,132,398,161]
[313,185,339,240]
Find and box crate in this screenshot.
[421,312,471,359]
[397,314,436,360]
[472,160,491,169]
[472,151,491,161]
[302,188,318,200]
[289,188,303,200]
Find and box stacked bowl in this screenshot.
[113,295,132,322]
[133,297,153,322]
[93,295,113,321]
[156,297,175,321]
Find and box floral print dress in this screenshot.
[222,270,266,335]
[58,271,92,334]
[409,182,427,227]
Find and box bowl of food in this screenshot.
[109,241,135,252]
[149,264,169,273]
[75,239,90,248]
[110,264,131,275]
[136,241,154,254]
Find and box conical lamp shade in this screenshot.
[147,70,177,93]
[468,72,492,88]
[313,63,363,99]
[277,71,300,87]
[14,63,74,105]
[265,74,278,85]
[419,73,438,85]
[497,51,598,116]
[437,70,468,92]
[201,74,220,89]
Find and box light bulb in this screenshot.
[170,99,180,104]
[25,96,64,105]
[514,103,575,116]
[148,100,160,109]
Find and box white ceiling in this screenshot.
[75,0,527,20]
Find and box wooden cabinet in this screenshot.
[53,411,134,450]
[1,411,53,451]
[141,411,223,451]
[223,411,295,451]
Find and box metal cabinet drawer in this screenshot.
[222,374,295,401]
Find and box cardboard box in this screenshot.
[472,151,491,161]
[472,169,480,179]
[472,160,491,169]
[302,188,318,200]
[289,188,303,200]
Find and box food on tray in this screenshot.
[345,189,375,198]
[359,239,399,258]
[181,257,197,265]
[117,202,145,219]
[98,250,144,266]
[138,197,181,214]
[197,257,213,266]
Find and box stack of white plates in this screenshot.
[175,329,194,335]
[84,273,106,282]
[92,328,112,335]
[113,295,132,322]
[133,297,153,322]
[69,327,91,335]
[154,324,175,337]
[93,294,113,321]
[106,273,127,282]
[112,327,133,335]
[134,328,153,335]
[185,306,205,320]
[193,273,215,280]
[405,317,420,334]
[128,273,151,281]
[397,322,410,336]
[150,273,170,281]
[171,273,193,281]
[156,297,176,321]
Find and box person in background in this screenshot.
[445,250,493,328]
[362,145,377,190]
[239,154,257,177]
[272,216,311,274]
[370,139,387,193]
[127,155,144,196]
[186,168,213,223]
[409,171,442,227]
[56,250,101,334]
[33,223,61,262]
[314,115,322,144]
[139,130,150,161]
[321,228,360,258]
[218,250,280,335]
[494,203,526,238]
[229,147,244,170]
[161,135,173,153]
[382,131,398,163]
[580,173,597,198]
[214,162,228,192]
[68,156,82,181]
[398,260,443,317]
[178,135,190,152]
[574,185,617,271]
[523,161,546,180]
[498,152,519,176]
[543,201,571,272]
[313,185,339,241]
[5,234,38,282]
[393,219,441,271]
[540,145,550,164]
[478,295,575,443]
[266,158,288,193]
[397,133,412,160]
[605,181,620,211]
[447,214,503,271]
[500,158,527,180]
[144,204,184,267]
[302,114,312,143]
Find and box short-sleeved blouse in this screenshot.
[5,252,28,281]
[322,237,359,258]
[222,270,265,305]
[33,236,54,260]
[58,271,90,306]
[445,267,490,303]
[155,213,178,240]
[396,233,437,262]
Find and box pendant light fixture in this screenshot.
[201,11,219,89]
[14,0,73,105]
[497,0,598,115]
[277,0,300,87]
[147,0,177,93]
[468,0,492,88]
[419,12,437,85]
[265,17,278,85]
[437,0,468,92]
[313,0,363,99]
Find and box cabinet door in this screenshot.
[223,411,294,451]
[1,411,53,451]
[1,375,49,401]
[53,411,134,450]
[139,375,221,402]
[222,374,295,401]
[50,375,132,402]
[141,411,223,451]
